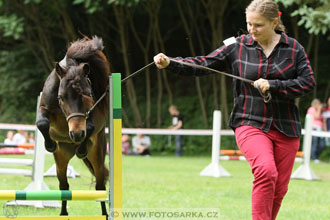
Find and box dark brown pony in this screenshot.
[36,36,110,216]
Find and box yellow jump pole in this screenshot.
[0,190,106,201]
[0,217,106,220]
[109,74,122,220]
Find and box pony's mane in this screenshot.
[65,36,111,112]
[65,68,84,96]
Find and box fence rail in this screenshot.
[1,123,329,138]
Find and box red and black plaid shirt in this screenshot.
[167,32,315,137]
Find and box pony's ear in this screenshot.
[55,63,66,78]
[82,63,90,76]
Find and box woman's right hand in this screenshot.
[154,53,170,69]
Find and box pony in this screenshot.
[36,36,110,216]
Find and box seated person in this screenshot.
[13,130,27,144]
[4,131,15,145]
[131,133,151,155]
[122,134,130,155]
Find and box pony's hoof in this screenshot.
[45,141,57,153]
[75,146,88,159]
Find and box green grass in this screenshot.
[0,154,329,219]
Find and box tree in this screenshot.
[276,0,330,98]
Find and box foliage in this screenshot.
[73,0,103,13]
[107,0,140,6]
[276,0,330,37]
[0,14,24,40]
[0,48,44,123]
[73,0,140,13]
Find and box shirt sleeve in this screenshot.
[307,107,315,115]
[268,43,315,99]
[166,43,236,76]
[143,136,151,148]
[132,136,138,147]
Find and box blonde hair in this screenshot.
[246,0,286,32]
[311,98,320,107]
[169,105,178,111]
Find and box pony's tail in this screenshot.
[83,158,95,175]
[66,36,104,60]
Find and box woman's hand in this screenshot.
[253,78,270,94]
[154,53,170,69]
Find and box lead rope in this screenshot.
[90,58,272,116]
[86,61,156,117]
[169,59,272,103]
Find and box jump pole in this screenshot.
[109,73,122,220]
[0,190,107,201]
[5,93,60,208]
[199,110,231,177]
[291,114,319,180]
[0,217,106,220]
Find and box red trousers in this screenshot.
[235,125,300,220]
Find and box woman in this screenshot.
[153,0,315,219]
[307,99,325,163]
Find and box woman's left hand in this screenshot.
[253,78,270,94]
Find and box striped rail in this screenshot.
[0,190,107,201]
[0,217,106,220]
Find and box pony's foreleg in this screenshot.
[36,107,57,152]
[95,165,109,217]
[54,147,74,216]
[89,132,108,217]
[75,113,95,159]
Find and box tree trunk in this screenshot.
[113,5,143,127]
[313,35,319,98]
[201,0,229,127]
[53,0,77,41]
[127,8,153,127]
[176,0,209,127]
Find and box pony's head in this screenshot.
[56,62,94,143]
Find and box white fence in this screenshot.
[1,123,329,138]
[1,115,330,181]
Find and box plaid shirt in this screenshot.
[167,32,315,137]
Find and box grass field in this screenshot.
[0,154,329,219]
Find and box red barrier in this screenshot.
[0,147,26,155]
[0,143,34,149]
[220,149,303,157]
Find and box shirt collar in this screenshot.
[245,31,289,46]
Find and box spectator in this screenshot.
[168,105,184,156]
[4,130,15,145]
[307,98,325,163]
[122,134,130,155]
[131,132,151,156]
[322,97,330,146]
[13,130,27,144]
[28,132,35,144]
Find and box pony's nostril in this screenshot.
[80,130,85,139]
[69,131,75,140]
[69,130,85,142]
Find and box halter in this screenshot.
[57,77,101,122]
[65,112,88,122]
